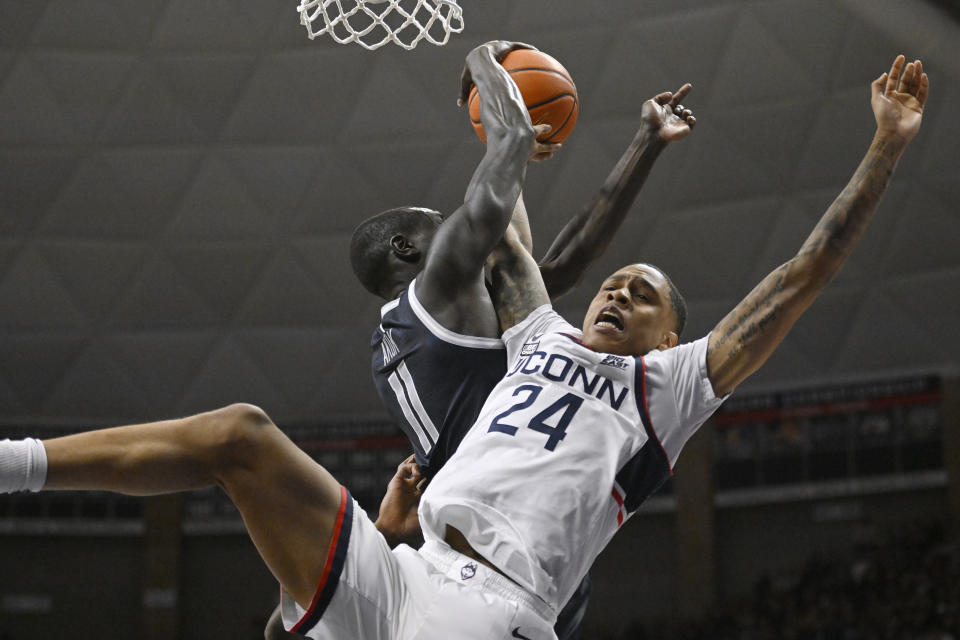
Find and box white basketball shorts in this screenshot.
[281,487,557,640]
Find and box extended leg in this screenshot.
[14,404,342,609]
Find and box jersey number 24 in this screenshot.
[488,384,583,451]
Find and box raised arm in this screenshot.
[415,41,545,325]
[537,85,697,298]
[488,85,697,329]
[489,227,551,332]
[706,56,929,396]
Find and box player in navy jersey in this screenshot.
[355,71,697,481]
[0,55,927,640]
[350,41,696,640]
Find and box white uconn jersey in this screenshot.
[420,305,726,612]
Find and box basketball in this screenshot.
[468,48,579,144]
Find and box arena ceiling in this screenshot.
[0,0,957,428]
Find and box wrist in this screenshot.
[870,130,909,160]
[633,124,668,154]
[867,130,910,169]
[374,517,398,547]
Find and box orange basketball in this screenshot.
[468,49,579,144]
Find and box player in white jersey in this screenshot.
[0,56,928,639]
[420,298,722,611]
[417,54,930,621]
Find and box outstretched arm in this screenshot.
[415,41,549,325]
[537,85,697,298]
[706,56,929,396]
[488,86,697,328]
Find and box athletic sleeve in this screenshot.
[501,304,576,364]
[640,334,728,466]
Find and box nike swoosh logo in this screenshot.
[511,627,533,640]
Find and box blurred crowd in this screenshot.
[613,521,959,640]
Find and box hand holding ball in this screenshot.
[468,49,579,144]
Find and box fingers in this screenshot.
[458,66,474,107]
[653,83,693,107]
[485,40,537,63]
[871,72,887,101]
[903,59,924,96]
[879,55,930,108]
[916,70,930,107]
[530,142,562,162]
[511,41,538,52]
[529,123,560,162]
[671,83,692,105]
[668,103,696,129]
[885,55,905,95]
[395,454,423,483]
[653,91,674,106]
[532,123,552,139]
[899,59,917,95]
[398,461,421,478]
[652,84,695,131]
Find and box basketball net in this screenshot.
[297,0,464,51]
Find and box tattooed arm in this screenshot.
[490,226,551,331]
[706,55,929,397]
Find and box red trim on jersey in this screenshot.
[559,332,584,345]
[639,356,674,476]
[611,487,625,526]
[611,487,624,506]
[292,485,348,632]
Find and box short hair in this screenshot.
[350,206,439,298]
[647,264,687,338]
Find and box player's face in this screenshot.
[581,264,678,356]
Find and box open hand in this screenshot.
[871,55,929,144]
[641,83,696,143]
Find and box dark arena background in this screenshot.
[1,1,958,638]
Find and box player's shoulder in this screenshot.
[504,304,572,343]
[639,334,728,411]
[640,334,710,366]
[637,335,714,392]
[382,279,504,350]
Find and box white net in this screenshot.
[297,0,464,51]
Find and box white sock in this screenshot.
[0,438,48,493]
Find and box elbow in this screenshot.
[465,183,520,223]
[784,254,836,300]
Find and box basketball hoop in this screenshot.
[297,0,464,51]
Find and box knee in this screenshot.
[205,403,279,470]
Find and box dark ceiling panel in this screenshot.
[0,0,956,426]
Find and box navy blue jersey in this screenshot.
[371,280,506,477]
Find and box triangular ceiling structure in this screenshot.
[0,0,956,427]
